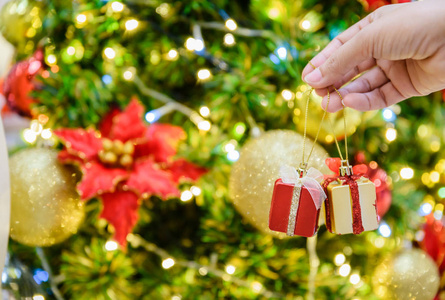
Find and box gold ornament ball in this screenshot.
[228,130,331,237]
[373,248,440,300]
[9,148,84,247]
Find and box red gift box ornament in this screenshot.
[269,164,327,237]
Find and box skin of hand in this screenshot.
[301,0,445,112]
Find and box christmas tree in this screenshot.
[0,0,444,299]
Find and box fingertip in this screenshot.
[321,95,343,113]
[302,64,314,79]
[315,88,327,97]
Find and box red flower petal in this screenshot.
[325,157,341,175]
[58,149,84,165]
[78,162,128,200]
[99,106,120,139]
[167,158,207,183]
[100,191,140,247]
[125,160,180,198]
[54,128,102,162]
[101,99,147,143]
[135,123,185,162]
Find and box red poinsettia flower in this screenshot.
[360,0,411,12]
[55,99,207,246]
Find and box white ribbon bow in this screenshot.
[280,165,327,210]
[0,114,10,287]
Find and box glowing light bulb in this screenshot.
[171,296,181,300]
[339,264,351,277]
[198,267,208,275]
[276,47,287,59]
[385,128,397,142]
[225,19,237,31]
[33,296,45,300]
[400,167,414,180]
[162,258,175,269]
[125,19,139,31]
[430,171,440,183]
[185,38,196,51]
[180,191,193,202]
[190,186,201,196]
[23,129,37,143]
[378,222,391,237]
[268,8,280,19]
[301,20,311,30]
[281,89,294,101]
[76,14,87,24]
[439,187,445,198]
[419,202,433,216]
[145,112,156,123]
[105,240,118,251]
[198,120,211,131]
[382,108,395,121]
[199,106,210,117]
[123,70,134,81]
[197,69,211,81]
[334,253,345,266]
[227,150,240,162]
[224,33,235,46]
[104,47,116,59]
[46,54,57,65]
[168,49,178,60]
[41,129,52,140]
[111,2,124,12]
[224,143,236,152]
[349,274,360,285]
[67,46,75,55]
[251,281,263,293]
[225,265,236,275]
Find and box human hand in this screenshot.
[301,0,445,112]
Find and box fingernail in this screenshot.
[304,69,322,84]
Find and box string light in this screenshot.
[251,281,263,293]
[276,47,287,59]
[382,108,396,121]
[190,186,201,196]
[76,14,87,24]
[267,8,280,19]
[224,143,236,153]
[46,54,57,65]
[67,46,75,55]
[301,20,311,30]
[419,202,433,216]
[125,19,139,31]
[156,3,170,17]
[434,204,444,220]
[349,274,361,285]
[171,296,181,300]
[41,129,52,139]
[281,89,294,101]
[385,128,397,142]
[167,49,178,60]
[198,267,208,276]
[162,258,175,269]
[378,222,391,238]
[197,69,212,81]
[225,265,236,275]
[334,253,345,266]
[400,167,414,180]
[438,187,445,198]
[23,129,37,143]
[104,47,116,59]
[225,19,237,31]
[430,171,440,183]
[111,2,124,12]
[198,120,211,131]
[199,106,210,117]
[180,191,193,202]
[123,70,135,81]
[224,33,235,46]
[105,240,118,251]
[33,296,45,300]
[227,150,240,162]
[339,264,351,277]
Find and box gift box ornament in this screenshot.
[323,160,378,235]
[269,165,327,237]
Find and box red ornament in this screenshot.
[55,99,207,246]
[361,0,411,11]
[3,51,44,117]
[354,153,392,218]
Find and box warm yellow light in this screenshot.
[251,281,263,293]
[267,8,280,19]
[339,264,351,277]
[349,273,360,285]
[111,2,124,12]
[104,47,116,59]
[156,3,170,17]
[400,167,414,180]
[334,253,345,266]
[281,89,294,101]
[33,295,45,300]
[167,49,178,60]
[199,106,210,117]
[301,20,311,30]
[430,171,440,183]
[385,128,397,142]
[171,296,180,300]
[185,38,196,51]
[123,70,134,81]
[190,186,201,196]
[105,240,118,251]
[125,19,139,31]
[197,69,211,81]
[225,19,237,31]
[76,14,87,24]
[417,124,428,137]
[180,190,193,202]
[224,33,235,46]
[47,54,57,65]
[198,120,211,131]
[224,143,236,153]
[162,258,175,269]
[41,129,52,140]
[431,141,440,152]
[225,265,236,275]
[30,120,43,134]
[198,267,208,276]
[23,129,37,144]
[67,46,75,55]
[325,135,334,143]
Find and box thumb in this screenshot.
[304,25,376,89]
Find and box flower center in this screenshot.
[99,138,135,168]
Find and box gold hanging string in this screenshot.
[301,88,331,165]
[326,87,348,161]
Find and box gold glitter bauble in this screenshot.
[9,148,84,247]
[228,130,331,237]
[373,248,440,300]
